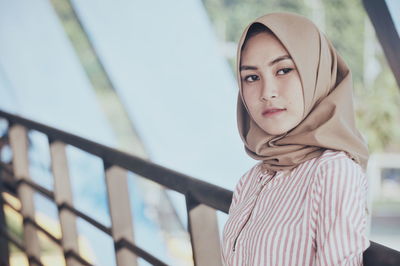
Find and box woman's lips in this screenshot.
[262,108,286,117]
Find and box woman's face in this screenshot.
[240,31,304,136]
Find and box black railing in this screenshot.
[0,109,399,266]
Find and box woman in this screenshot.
[221,12,370,265]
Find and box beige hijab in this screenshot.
[236,12,369,174]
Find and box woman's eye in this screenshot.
[244,75,259,82]
[277,68,293,75]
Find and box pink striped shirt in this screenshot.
[221,149,370,266]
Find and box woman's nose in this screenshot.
[260,80,278,101]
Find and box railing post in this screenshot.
[0,133,10,266]
[49,140,81,266]
[186,193,222,266]
[0,175,10,266]
[104,164,137,266]
[8,124,41,266]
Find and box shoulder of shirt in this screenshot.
[314,149,366,183]
[316,149,362,169]
[240,161,263,179]
[234,162,263,192]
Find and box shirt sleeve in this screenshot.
[314,157,370,266]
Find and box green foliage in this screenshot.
[203,0,309,42]
[357,56,400,152]
[323,0,365,90]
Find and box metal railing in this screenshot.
[0,109,399,266]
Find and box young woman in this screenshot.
[221,12,370,265]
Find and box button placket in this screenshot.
[232,171,277,252]
[259,170,277,187]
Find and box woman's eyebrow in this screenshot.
[240,54,292,71]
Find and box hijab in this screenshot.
[236,12,369,174]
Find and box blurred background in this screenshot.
[0,0,399,265]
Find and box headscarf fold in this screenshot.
[236,12,369,173]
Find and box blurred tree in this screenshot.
[201,0,400,153]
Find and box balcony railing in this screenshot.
[0,109,399,266]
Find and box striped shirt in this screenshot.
[221,149,370,266]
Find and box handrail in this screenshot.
[0,109,400,266]
[0,110,228,265]
[0,197,93,266]
[0,173,113,236]
[0,110,233,213]
[0,227,44,266]
[0,165,168,266]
